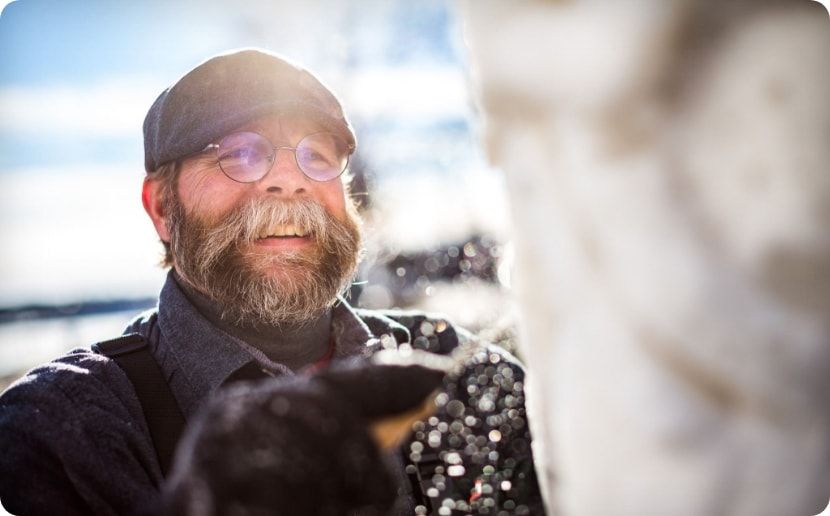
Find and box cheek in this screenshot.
[178,173,245,218]
[317,184,349,221]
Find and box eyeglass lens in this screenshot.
[216,131,350,183]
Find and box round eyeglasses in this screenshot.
[204,131,354,183]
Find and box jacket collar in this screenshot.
[147,271,403,418]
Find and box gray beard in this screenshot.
[166,195,362,328]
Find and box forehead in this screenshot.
[233,113,326,141]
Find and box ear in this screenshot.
[142,176,171,243]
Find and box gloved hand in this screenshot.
[163,351,449,516]
[314,350,453,450]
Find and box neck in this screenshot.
[173,272,332,371]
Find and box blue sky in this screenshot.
[2,0,177,86]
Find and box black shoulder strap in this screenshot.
[92,333,186,477]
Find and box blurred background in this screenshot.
[0,0,515,390]
[4,2,829,515]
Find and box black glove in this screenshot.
[163,353,448,516]
[313,351,447,419]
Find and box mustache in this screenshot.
[178,197,350,275]
[208,197,333,244]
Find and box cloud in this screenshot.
[0,77,164,137]
[343,66,469,120]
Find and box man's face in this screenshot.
[163,113,362,326]
[176,113,352,239]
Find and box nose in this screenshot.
[258,147,308,195]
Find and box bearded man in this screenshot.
[0,49,542,516]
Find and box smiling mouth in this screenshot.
[255,223,311,241]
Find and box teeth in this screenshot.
[258,223,308,239]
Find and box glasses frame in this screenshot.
[200,130,355,184]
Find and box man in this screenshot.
[0,49,542,515]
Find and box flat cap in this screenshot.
[143,48,355,172]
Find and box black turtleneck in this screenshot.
[173,272,332,372]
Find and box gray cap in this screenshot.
[143,48,355,172]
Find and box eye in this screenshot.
[218,140,273,168]
[300,146,336,168]
[305,149,329,163]
[214,132,278,183]
[219,146,260,164]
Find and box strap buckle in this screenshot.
[92,333,146,357]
